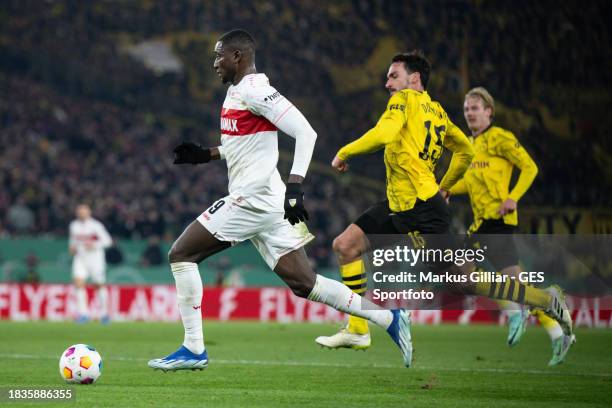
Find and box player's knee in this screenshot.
[168,243,195,264]
[167,246,177,263]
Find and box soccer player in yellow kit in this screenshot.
[315,52,573,363]
[449,87,575,365]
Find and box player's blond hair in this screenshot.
[466,87,495,117]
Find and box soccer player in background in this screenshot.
[69,203,112,324]
[148,29,413,371]
[449,87,575,365]
[316,51,573,358]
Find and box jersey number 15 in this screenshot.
[419,120,444,166]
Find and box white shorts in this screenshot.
[196,194,315,269]
[72,257,106,284]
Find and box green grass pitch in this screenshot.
[0,321,610,407]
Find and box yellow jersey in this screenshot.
[337,89,474,212]
[449,125,538,232]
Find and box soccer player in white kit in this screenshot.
[69,204,112,323]
[147,29,412,371]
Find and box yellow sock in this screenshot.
[495,300,516,311]
[474,277,551,309]
[341,259,369,335]
[532,309,563,340]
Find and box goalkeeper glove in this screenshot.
[173,142,211,165]
[284,183,309,225]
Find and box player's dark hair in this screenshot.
[392,50,431,89]
[218,29,256,56]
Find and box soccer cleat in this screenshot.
[315,328,371,350]
[543,285,573,336]
[386,309,413,367]
[507,309,529,347]
[148,345,208,371]
[548,334,576,366]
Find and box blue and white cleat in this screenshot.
[507,309,529,347]
[148,345,208,372]
[548,333,576,366]
[386,309,413,367]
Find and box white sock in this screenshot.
[76,287,88,317]
[97,286,108,317]
[546,322,564,340]
[171,262,205,355]
[307,274,393,329]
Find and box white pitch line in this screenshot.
[1,353,610,378]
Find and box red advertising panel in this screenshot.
[0,284,610,327]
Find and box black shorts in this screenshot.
[354,194,455,271]
[354,194,451,235]
[467,219,519,270]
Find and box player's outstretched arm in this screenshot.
[173,142,224,165]
[335,93,406,163]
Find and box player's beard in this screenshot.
[221,70,234,85]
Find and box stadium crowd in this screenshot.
[1,0,609,267]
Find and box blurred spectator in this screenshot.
[214,270,225,287]
[105,237,125,265]
[140,236,164,266]
[211,256,232,286]
[21,251,40,283]
[7,199,35,233]
[224,264,249,288]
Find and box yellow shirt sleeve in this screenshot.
[493,131,538,201]
[337,93,407,160]
[449,178,468,195]
[439,119,474,191]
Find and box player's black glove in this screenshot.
[173,142,211,165]
[284,183,309,225]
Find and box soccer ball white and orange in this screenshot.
[59,344,102,384]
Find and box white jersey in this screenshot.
[198,73,317,267]
[69,218,112,265]
[219,73,309,212]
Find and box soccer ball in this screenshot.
[59,344,102,384]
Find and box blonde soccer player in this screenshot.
[449,87,575,365]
